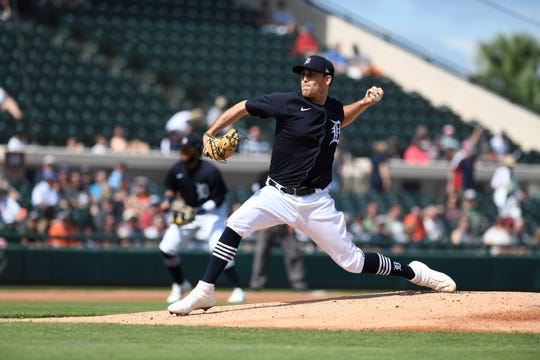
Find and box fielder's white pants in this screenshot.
[227,185,366,273]
[159,202,235,268]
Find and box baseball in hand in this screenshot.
[370,90,382,101]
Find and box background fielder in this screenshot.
[168,55,456,316]
[158,133,245,304]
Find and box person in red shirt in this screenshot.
[403,206,426,244]
[293,23,319,57]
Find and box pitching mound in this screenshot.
[6,290,540,333]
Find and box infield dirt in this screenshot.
[1,289,539,333]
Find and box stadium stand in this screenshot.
[1,0,539,251]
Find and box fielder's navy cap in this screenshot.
[293,55,334,78]
[180,133,202,151]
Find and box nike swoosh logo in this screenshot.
[300,107,311,111]
[176,174,185,179]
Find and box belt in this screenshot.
[267,177,317,196]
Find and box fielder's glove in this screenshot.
[203,128,239,161]
[171,202,196,226]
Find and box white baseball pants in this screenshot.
[227,185,366,273]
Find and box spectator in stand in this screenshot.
[461,189,486,238]
[435,124,460,161]
[422,205,446,244]
[369,140,391,193]
[79,164,93,191]
[450,213,478,247]
[206,96,229,133]
[415,124,438,158]
[482,217,516,255]
[160,130,182,156]
[110,125,128,152]
[0,86,22,120]
[346,44,383,80]
[123,176,152,223]
[449,126,484,193]
[139,194,163,233]
[165,108,203,136]
[448,140,476,194]
[403,137,431,165]
[443,190,463,230]
[293,23,319,57]
[66,136,85,152]
[403,124,437,165]
[349,211,368,243]
[143,213,167,247]
[19,210,42,247]
[239,124,271,155]
[117,210,144,248]
[324,43,349,74]
[370,216,392,248]
[6,131,28,152]
[380,203,407,245]
[403,206,426,246]
[362,201,380,236]
[490,154,524,221]
[90,199,117,232]
[56,164,71,201]
[0,186,21,230]
[107,162,128,192]
[91,134,109,154]
[31,170,60,234]
[63,169,87,207]
[48,210,80,248]
[34,155,56,183]
[126,138,150,154]
[489,130,510,161]
[97,213,120,248]
[89,169,112,203]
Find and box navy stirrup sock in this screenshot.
[202,227,242,284]
[363,252,415,280]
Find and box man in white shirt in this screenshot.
[490,155,523,220]
[165,109,203,135]
[6,131,27,152]
[0,188,20,226]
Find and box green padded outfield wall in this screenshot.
[1,247,539,291]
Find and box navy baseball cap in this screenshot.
[293,55,334,78]
[180,133,202,151]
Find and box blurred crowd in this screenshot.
[0,129,538,255]
[2,78,539,256]
[1,1,538,256]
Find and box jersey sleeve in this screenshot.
[163,166,177,191]
[246,92,289,118]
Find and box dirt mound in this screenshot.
[5,290,540,333]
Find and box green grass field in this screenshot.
[0,289,539,360]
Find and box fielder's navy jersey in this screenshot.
[164,160,227,208]
[246,91,344,189]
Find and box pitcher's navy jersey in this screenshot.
[164,160,227,208]
[246,91,344,189]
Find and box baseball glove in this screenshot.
[171,202,196,226]
[203,128,239,161]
